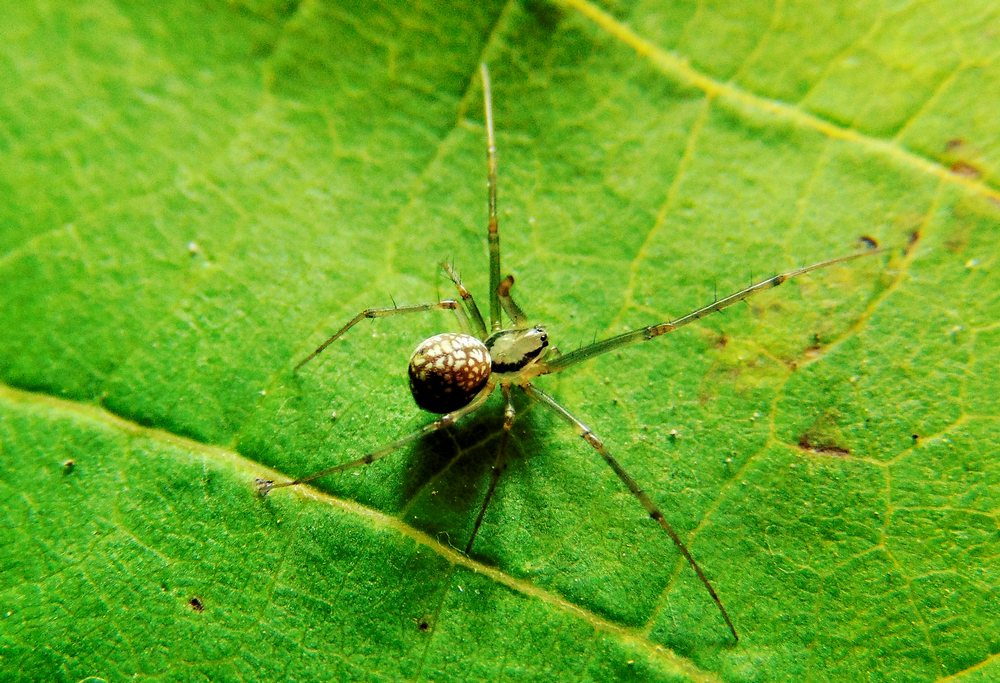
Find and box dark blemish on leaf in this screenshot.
[418,620,430,632]
[189,597,204,612]
[912,434,920,443]
[801,334,824,365]
[524,0,564,30]
[907,230,921,252]
[945,138,964,152]
[949,161,981,178]
[714,333,729,349]
[797,434,850,456]
[859,235,879,249]
[62,459,75,475]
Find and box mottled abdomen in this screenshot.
[408,333,492,414]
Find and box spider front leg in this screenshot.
[294,300,471,372]
[477,65,528,333]
[256,378,497,496]
[480,62,503,332]
[540,247,884,375]
[521,383,739,643]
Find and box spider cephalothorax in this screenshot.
[256,63,886,644]
[485,325,548,374]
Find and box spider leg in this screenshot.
[294,300,470,372]
[441,262,489,338]
[497,275,529,327]
[480,63,502,332]
[465,384,515,554]
[256,379,498,495]
[541,248,885,375]
[521,382,739,643]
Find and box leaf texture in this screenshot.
[1,1,997,681]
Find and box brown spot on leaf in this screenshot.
[189,597,204,612]
[62,459,75,475]
[797,434,850,456]
[945,138,964,152]
[950,161,981,178]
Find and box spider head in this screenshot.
[485,325,548,374]
[408,333,492,414]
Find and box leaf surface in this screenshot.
[1,1,998,681]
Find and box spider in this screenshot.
[256,64,885,643]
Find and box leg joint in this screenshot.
[645,323,674,339]
[581,430,602,449]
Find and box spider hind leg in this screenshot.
[257,380,498,495]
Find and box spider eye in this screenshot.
[408,333,492,414]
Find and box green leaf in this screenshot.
[2,1,997,680]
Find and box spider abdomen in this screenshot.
[408,333,492,414]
